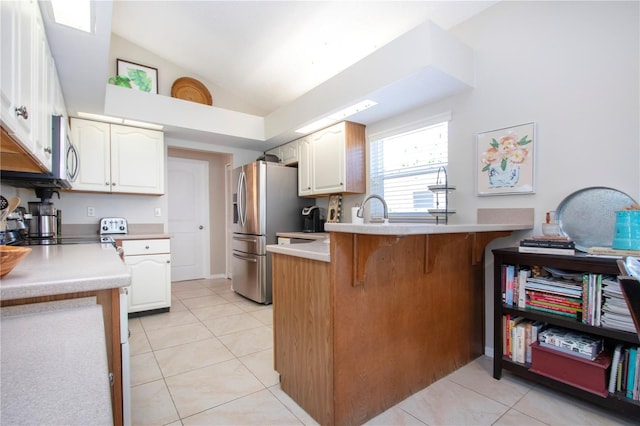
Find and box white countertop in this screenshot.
[268,223,531,262]
[0,243,131,301]
[267,239,331,262]
[1,304,113,425]
[324,222,532,235]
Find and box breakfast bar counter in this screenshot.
[270,222,531,426]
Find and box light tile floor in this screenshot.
[129,278,636,426]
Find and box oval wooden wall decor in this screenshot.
[171,77,213,105]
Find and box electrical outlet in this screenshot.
[154,207,161,217]
[87,207,95,217]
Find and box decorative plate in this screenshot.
[428,209,456,215]
[555,186,637,252]
[171,77,212,105]
[428,184,456,192]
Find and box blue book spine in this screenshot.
[506,265,515,306]
[626,347,637,399]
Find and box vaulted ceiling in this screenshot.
[41,1,498,150]
[110,1,496,116]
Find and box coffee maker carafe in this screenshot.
[28,189,60,241]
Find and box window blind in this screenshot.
[369,120,448,220]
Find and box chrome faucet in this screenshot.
[357,194,389,222]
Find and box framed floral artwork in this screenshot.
[476,122,535,196]
[116,59,158,93]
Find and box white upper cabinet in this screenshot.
[71,118,165,195]
[298,121,365,197]
[110,124,165,194]
[1,0,60,172]
[1,0,35,148]
[266,139,299,165]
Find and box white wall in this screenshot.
[110,34,267,116]
[366,1,639,355]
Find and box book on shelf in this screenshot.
[627,347,637,399]
[526,303,579,319]
[520,239,576,249]
[538,327,603,360]
[526,321,546,364]
[587,246,640,257]
[601,278,637,333]
[503,315,524,359]
[525,278,582,299]
[517,269,530,308]
[518,245,576,255]
[609,344,624,393]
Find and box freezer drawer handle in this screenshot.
[233,252,258,263]
[233,235,259,242]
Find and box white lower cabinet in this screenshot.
[121,239,171,313]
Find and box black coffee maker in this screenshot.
[302,206,324,233]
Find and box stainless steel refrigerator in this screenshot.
[232,161,307,303]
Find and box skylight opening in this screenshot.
[51,0,93,33]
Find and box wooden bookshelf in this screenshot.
[492,247,640,418]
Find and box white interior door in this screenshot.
[168,157,209,281]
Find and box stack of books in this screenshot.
[524,275,583,319]
[601,278,636,333]
[518,236,576,255]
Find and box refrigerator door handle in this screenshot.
[238,170,247,227]
[233,252,258,263]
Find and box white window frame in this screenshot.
[367,112,451,222]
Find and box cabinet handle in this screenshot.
[112,182,116,186]
[44,147,52,154]
[199,225,204,230]
[105,182,110,186]
[166,260,170,264]
[145,245,150,249]
[15,106,28,119]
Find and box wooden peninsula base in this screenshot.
[272,230,511,426]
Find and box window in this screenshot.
[369,116,449,221]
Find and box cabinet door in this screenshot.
[280,140,299,165]
[297,137,312,196]
[0,0,34,148]
[111,124,165,194]
[31,10,51,171]
[311,122,345,194]
[71,118,111,192]
[126,253,171,313]
[1,0,19,135]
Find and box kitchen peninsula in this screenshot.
[268,221,531,426]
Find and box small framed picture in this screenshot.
[116,59,158,93]
[476,122,536,196]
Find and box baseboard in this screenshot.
[484,346,494,358]
[208,273,227,279]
